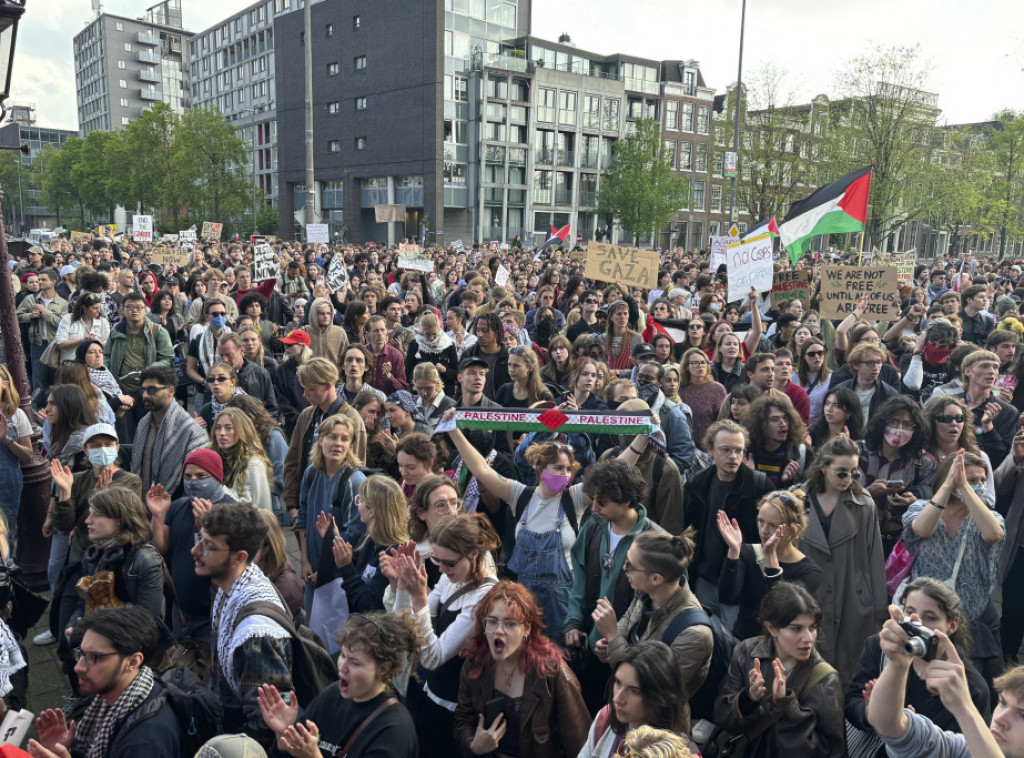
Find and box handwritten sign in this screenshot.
[726,233,774,302]
[326,253,348,291]
[150,249,188,267]
[70,231,92,246]
[494,264,510,287]
[133,215,153,244]
[584,241,658,290]
[710,236,730,271]
[398,243,422,255]
[201,222,223,240]
[819,265,900,320]
[179,229,197,244]
[398,255,434,273]
[253,243,276,282]
[96,224,116,238]
[451,240,465,254]
[887,249,917,286]
[306,223,330,244]
[771,270,813,308]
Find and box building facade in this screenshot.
[73,0,190,136]
[188,0,278,212]
[0,106,77,231]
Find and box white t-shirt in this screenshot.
[6,409,31,440]
[507,480,586,564]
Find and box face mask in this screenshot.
[709,302,720,313]
[88,447,118,469]
[210,315,227,330]
[183,476,225,502]
[884,427,912,447]
[540,470,571,494]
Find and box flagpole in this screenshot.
[727,0,747,227]
[858,228,866,266]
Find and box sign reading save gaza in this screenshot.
[584,241,658,289]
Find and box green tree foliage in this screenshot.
[596,118,689,245]
[169,107,251,224]
[921,127,992,256]
[71,130,120,220]
[37,141,81,228]
[982,110,1024,257]
[0,151,30,231]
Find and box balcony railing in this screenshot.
[478,53,529,73]
[484,188,504,204]
[139,87,163,101]
[136,50,159,64]
[508,189,526,205]
[137,31,159,46]
[554,189,573,206]
[578,190,597,207]
[508,149,526,166]
[534,189,552,205]
[580,153,599,169]
[556,149,575,167]
[138,69,160,83]
[535,148,554,165]
[485,145,505,164]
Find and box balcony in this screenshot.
[139,87,163,101]
[443,142,457,161]
[554,189,574,206]
[625,79,660,96]
[535,148,554,165]
[478,53,529,74]
[484,188,504,204]
[578,190,597,207]
[484,145,506,164]
[556,149,575,167]
[138,69,160,83]
[580,153,599,169]
[508,149,526,166]
[534,189,552,205]
[508,189,526,205]
[136,31,159,46]
[485,103,507,122]
[136,50,159,64]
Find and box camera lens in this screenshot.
[904,637,928,658]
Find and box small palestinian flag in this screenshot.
[455,408,652,435]
[779,166,872,264]
[742,217,779,241]
[643,315,689,345]
[541,223,571,251]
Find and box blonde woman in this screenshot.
[209,407,273,511]
[0,365,33,529]
[495,346,553,408]
[678,346,727,448]
[315,474,410,612]
[411,363,456,436]
[406,311,459,397]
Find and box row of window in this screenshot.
[328,138,367,153]
[663,140,709,172]
[326,55,366,77]
[664,100,710,134]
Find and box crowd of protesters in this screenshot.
[0,232,1018,758]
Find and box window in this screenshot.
[602,98,619,131]
[679,141,692,171]
[119,79,127,88]
[355,97,367,111]
[684,70,696,96]
[711,184,723,212]
[354,56,367,70]
[327,140,340,153]
[695,143,707,172]
[124,43,132,52]
[665,100,678,130]
[583,95,600,129]
[326,62,339,76]
[537,87,555,122]
[454,77,468,102]
[353,15,360,29]
[327,101,340,114]
[486,76,508,100]
[697,106,710,135]
[325,23,333,37]
[118,60,126,69]
[355,137,366,150]
[122,117,130,125]
[558,91,577,127]
[663,140,677,169]
[115,21,124,31]
[692,180,706,210]
[681,103,694,132]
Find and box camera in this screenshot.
[898,619,939,661]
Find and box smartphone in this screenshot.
[484,696,505,728]
[885,479,905,490]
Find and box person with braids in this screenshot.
[845,577,990,752]
[593,530,712,738]
[209,407,273,512]
[257,611,419,758]
[383,513,501,758]
[454,581,589,758]
[799,435,888,684]
[716,489,823,640]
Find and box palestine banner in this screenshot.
[455,408,652,435]
[778,166,872,264]
[742,217,779,241]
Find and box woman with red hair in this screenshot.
[454,581,590,758]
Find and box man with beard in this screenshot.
[30,607,181,758]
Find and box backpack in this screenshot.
[660,607,737,722]
[515,485,580,535]
[113,667,223,758]
[234,599,339,706]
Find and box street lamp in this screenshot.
[727,0,747,227]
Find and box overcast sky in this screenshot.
[12,0,1023,131]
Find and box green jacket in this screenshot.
[104,319,174,378]
[16,292,68,345]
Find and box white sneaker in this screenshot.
[32,629,55,646]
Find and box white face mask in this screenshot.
[88,447,118,469]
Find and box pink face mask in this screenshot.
[541,470,571,494]
[884,427,912,447]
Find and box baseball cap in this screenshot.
[83,423,118,445]
[458,355,489,372]
[632,342,656,359]
[60,265,76,278]
[194,734,267,758]
[278,330,312,346]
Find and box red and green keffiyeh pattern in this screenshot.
[454,407,653,435]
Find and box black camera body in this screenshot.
[899,619,939,661]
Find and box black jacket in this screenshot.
[237,358,279,416]
[86,680,180,758]
[272,357,309,437]
[836,377,899,420]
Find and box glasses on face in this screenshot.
[73,648,120,667]
[193,535,231,556]
[207,376,231,384]
[483,617,523,634]
[124,305,146,313]
[141,385,171,396]
[622,559,649,575]
[805,350,825,358]
[426,497,460,513]
[430,554,463,569]
[888,420,915,431]
[688,324,704,331]
[830,467,862,480]
[208,311,227,318]
[936,413,966,424]
[584,299,598,305]
[859,360,883,368]
[688,360,709,367]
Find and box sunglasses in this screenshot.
[429,555,462,569]
[804,350,825,357]
[935,413,965,424]
[508,346,529,356]
[830,468,862,480]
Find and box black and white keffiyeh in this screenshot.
[75,665,155,758]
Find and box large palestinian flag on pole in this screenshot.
[778,166,872,264]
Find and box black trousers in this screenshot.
[1002,549,1024,662]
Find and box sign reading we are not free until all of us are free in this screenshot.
[819,265,900,320]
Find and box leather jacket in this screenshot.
[71,543,164,626]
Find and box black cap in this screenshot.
[458,355,489,372]
[632,342,655,359]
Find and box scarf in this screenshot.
[923,343,953,364]
[456,450,498,513]
[414,330,453,357]
[211,386,246,417]
[198,326,228,374]
[212,563,289,697]
[387,390,427,425]
[75,665,155,758]
[0,619,26,698]
[88,365,123,398]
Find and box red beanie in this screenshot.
[183,448,224,483]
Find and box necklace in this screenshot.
[502,662,517,687]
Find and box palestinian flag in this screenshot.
[742,217,779,241]
[643,315,689,345]
[455,408,652,435]
[541,223,571,250]
[778,166,872,264]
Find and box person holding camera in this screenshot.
[867,603,1024,758]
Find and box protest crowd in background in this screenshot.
[0,227,1021,758]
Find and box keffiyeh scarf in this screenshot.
[413,330,453,357]
[387,390,427,426]
[75,665,155,758]
[88,365,123,398]
[0,618,25,697]
[211,386,246,418]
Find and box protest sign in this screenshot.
[179,229,197,244]
[201,222,223,240]
[569,248,587,261]
[771,269,813,308]
[161,234,178,244]
[726,233,774,302]
[451,239,465,253]
[150,248,188,267]
[253,243,276,282]
[326,254,348,291]
[710,236,730,271]
[398,254,434,273]
[888,249,917,286]
[306,223,330,244]
[584,241,658,290]
[489,241,500,252]
[133,215,153,244]
[494,264,510,287]
[374,204,406,223]
[819,265,900,320]
[70,231,91,246]
[96,224,117,238]
[398,243,422,255]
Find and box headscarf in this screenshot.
[386,390,426,425]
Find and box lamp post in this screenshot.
[727,0,747,226]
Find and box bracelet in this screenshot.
[629,444,645,454]
[912,352,923,357]
[928,500,945,510]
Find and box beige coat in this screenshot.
[302,297,348,366]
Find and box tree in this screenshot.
[596,118,689,245]
[72,130,121,221]
[982,110,1024,258]
[830,44,940,247]
[37,142,81,228]
[117,103,179,215]
[921,127,991,256]
[0,151,29,231]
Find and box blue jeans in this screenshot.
[508,523,573,640]
[47,531,70,593]
[30,343,54,395]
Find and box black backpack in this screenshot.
[234,599,339,706]
[660,607,737,722]
[113,667,223,758]
[515,485,581,534]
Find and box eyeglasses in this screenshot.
[508,346,529,356]
[349,612,385,639]
[483,617,523,634]
[859,360,883,367]
[141,385,172,395]
[584,299,599,305]
[73,648,120,667]
[936,413,966,424]
[430,554,463,569]
[805,350,825,357]
[193,535,231,556]
[830,468,862,480]
[622,559,649,575]
[688,360,709,367]
[425,498,461,513]
[688,324,704,331]
[207,376,231,384]
[208,311,227,318]
[123,305,146,313]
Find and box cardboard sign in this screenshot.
[179,229,197,244]
[887,249,917,286]
[326,253,348,291]
[306,223,330,244]
[398,255,434,273]
[771,270,813,308]
[201,222,223,240]
[494,264,510,287]
[398,243,422,255]
[710,236,730,271]
[451,240,465,253]
[133,215,153,244]
[150,249,188,267]
[726,233,774,302]
[96,224,117,238]
[819,265,900,320]
[584,241,658,290]
[253,243,276,282]
[70,231,92,246]
[161,234,179,244]
[374,204,406,223]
